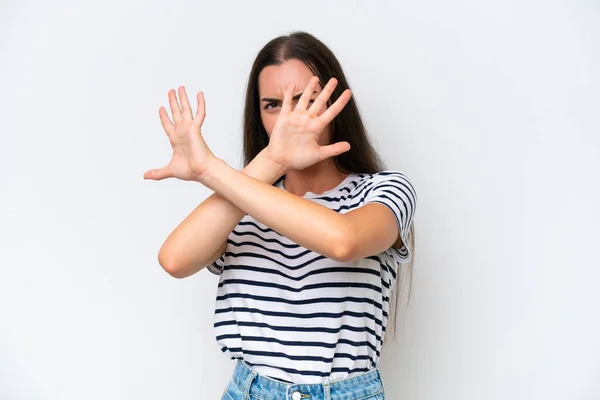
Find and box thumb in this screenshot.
[319,141,351,160]
[143,166,172,180]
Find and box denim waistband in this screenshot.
[230,360,385,400]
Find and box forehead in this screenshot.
[258,59,320,97]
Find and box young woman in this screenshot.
[144,31,417,400]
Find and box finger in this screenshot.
[143,166,172,181]
[193,92,206,126]
[281,84,295,113]
[296,76,319,111]
[319,141,351,160]
[308,78,338,116]
[168,89,182,125]
[159,107,174,135]
[178,86,193,121]
[319,88,352,125]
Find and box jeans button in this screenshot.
[291,391,301,400]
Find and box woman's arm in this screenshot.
[199,158,400,263]
[142,87,285,279]
[146,80,398,270]
[206,79,403,262]
[158,149,285,278]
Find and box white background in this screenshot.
[1,1,599,399]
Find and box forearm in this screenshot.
[158,149,285,277]
[200,158,354,261]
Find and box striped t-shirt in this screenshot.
[208,171,417,384]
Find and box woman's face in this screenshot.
[257,59,330,143]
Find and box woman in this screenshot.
[144,31,417,400]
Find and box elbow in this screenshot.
[158,246,188,279]
[328,226,359,263]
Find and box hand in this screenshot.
[265,76,352,172]
[143,86,216,182]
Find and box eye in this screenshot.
[263,102,280,110]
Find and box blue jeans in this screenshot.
[221,360,386,400]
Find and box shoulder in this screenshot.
[349,170,417,200]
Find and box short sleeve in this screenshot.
[363,171,417,264]
[207,253,225,275]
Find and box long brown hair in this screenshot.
[242,31,415,342]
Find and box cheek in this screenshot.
[318,125,332,145]
[260,112,277,136]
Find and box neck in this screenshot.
[283,160,349,197]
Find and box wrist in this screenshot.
[251,148,287,181]
[195,155,224,186]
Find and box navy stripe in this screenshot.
[218,279,383,294]
[237,220,278,234]
[231,229,300,249]
[221,264,380,281]
[227,239,312,259]
[215,334,381,356]
[214,306,384,327]
[215,293,388,316]
[214,320,382,343]
[244,361,372,377]
[224,349,374,365]
[222,251,326,270]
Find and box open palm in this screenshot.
[266,77,353,172]
[143,86,215,181]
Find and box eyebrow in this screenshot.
[260,91,318,103]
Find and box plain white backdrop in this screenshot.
[1,0,599,399]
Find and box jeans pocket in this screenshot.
[361,391,385,400]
